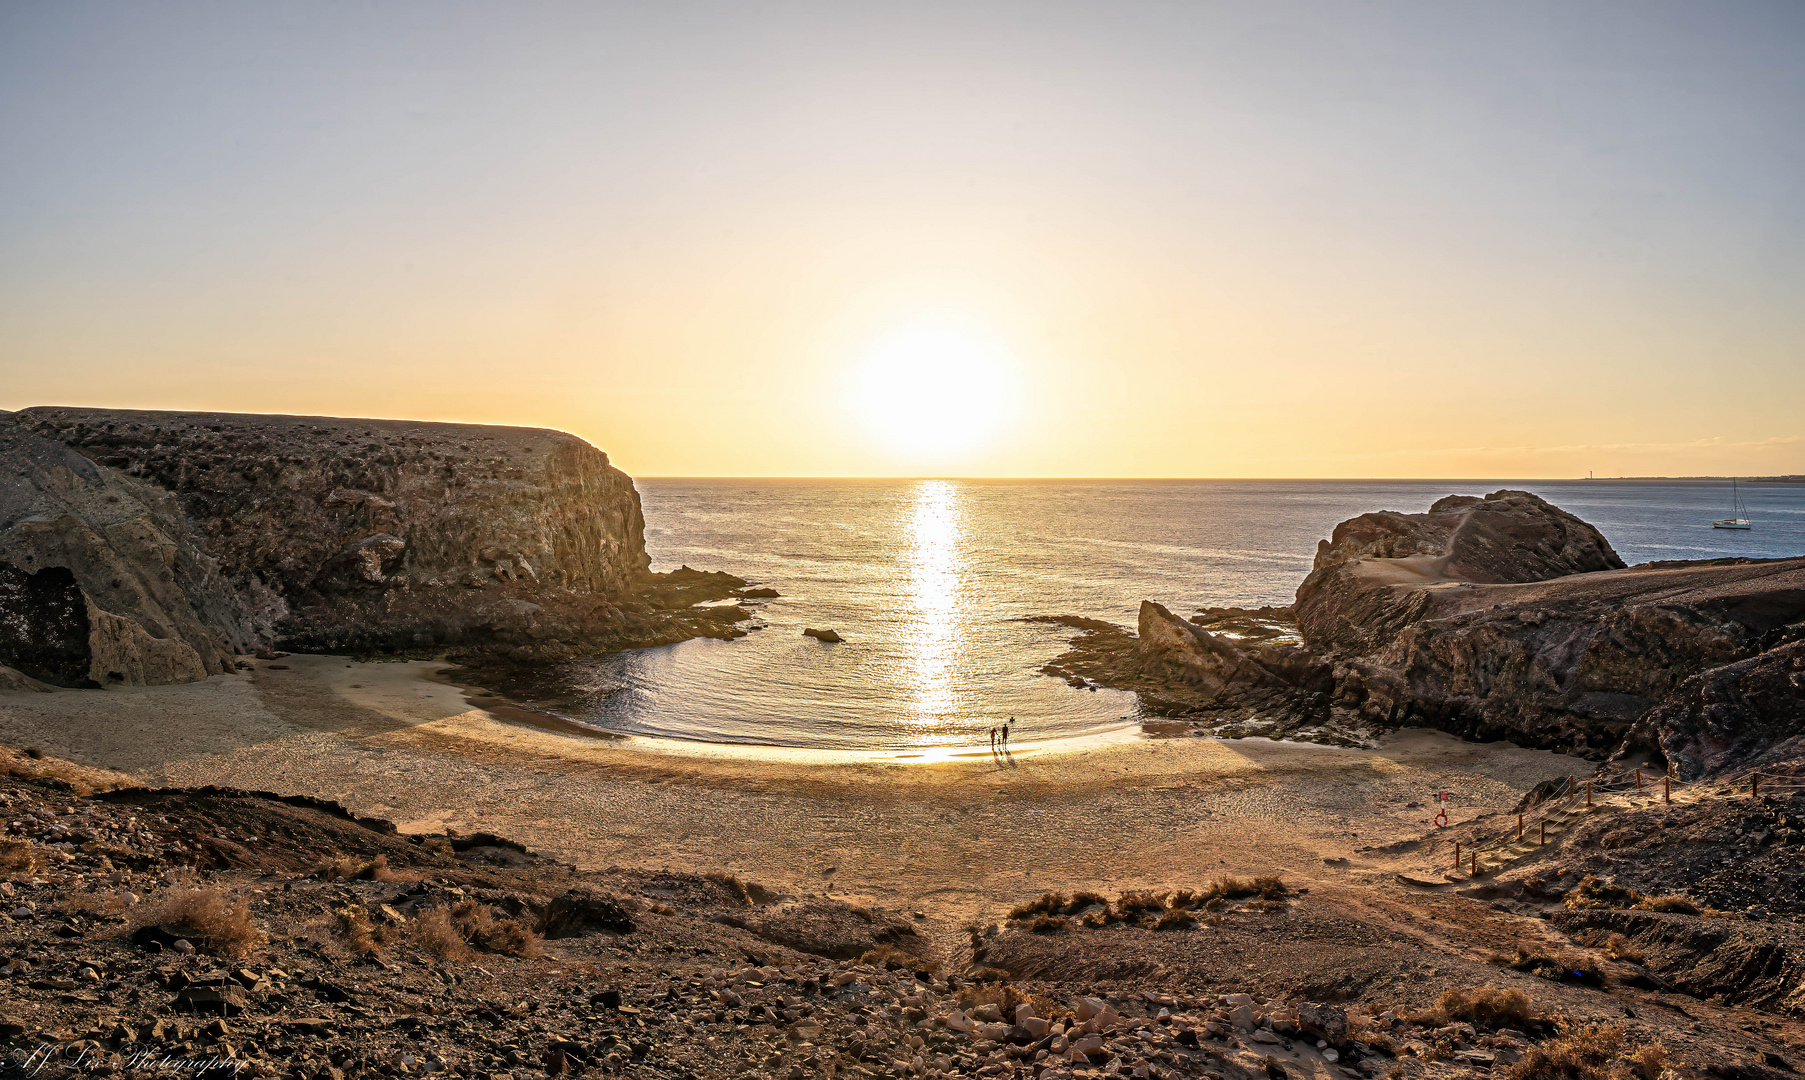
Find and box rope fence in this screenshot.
[1442,762,1805,880]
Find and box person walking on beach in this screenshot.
[988,726,997,749]
[1002,718,1011,746]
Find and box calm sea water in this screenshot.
[546,479,1805,752]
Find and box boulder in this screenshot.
[536,888,637,939]
[804,628,844,643]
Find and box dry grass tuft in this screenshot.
[407,907,474,961]
[1502,1020,1622,1080]
[0,838,40,877]
[333,904,379,956]
[1153,909,1196,931]
[447,898,544,958]
[1507,948,1604,986]
[153,888,268,958]
[1638,894,1700,915]
[316,853,405,883]
[1429,987,1534,1029]
[1628,1041,1668,1080]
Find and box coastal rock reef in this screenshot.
[1048,490,1805,775]
[0,408,753,687]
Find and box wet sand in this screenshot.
[0,654,1584,926]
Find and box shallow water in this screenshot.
[541,479,1805,751]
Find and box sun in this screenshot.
[848,320,1020,460]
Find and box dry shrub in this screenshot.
[154,888,267,958]
[422,838,455,856]
[1628,1041,1668,1080]
[448,898,543,958]
[1638,894,1699,915]
[1503,1020,1622,1080]
[333,905,379,956]
[1009,893,1066,920]
[958,982,1030,1015]
[1113,890,1166,918]
[1199,874,1290,903]
[1431,987,1533,1029]
[1508,948,1604,986]
[1153,910,1196,931]
[316,853,403,883]
[0,838,39,877]
[1599,932,1646,965]
[408,907,473,961]
[1030,915,1069,934]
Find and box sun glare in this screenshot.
[848,320,1019,460]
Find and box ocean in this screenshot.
[540,479,1805,753]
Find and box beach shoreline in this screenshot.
[0,652,1583,930]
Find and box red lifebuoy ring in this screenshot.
[1434,811,1449,828]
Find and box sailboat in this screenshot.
[1713,477,1753,530]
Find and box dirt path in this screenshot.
[0,654,1583,930]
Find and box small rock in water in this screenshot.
[803,627,844,642]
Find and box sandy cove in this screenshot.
[0,654,1583,927]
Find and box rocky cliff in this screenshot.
[1046,491,1805,767]
[1,418,253,687]
[1294,490,1625,653]
[2,407,746,686]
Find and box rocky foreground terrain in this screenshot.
[1042,491,1805,773]
[0,409,760,690]
[4,742,1805,1080]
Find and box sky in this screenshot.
[2,1,1802,478]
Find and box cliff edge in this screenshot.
[3,407,739,686]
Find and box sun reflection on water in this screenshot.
[904,480,964,737]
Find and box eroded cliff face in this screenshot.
[0,418,252,686]
[1048,491,1805,765]
[1295,490,1625,653]
[11,408,657,659]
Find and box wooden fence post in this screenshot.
[1454,842,1460,870]
[1586,781,1593,807]
[1540,820,1545,846]
[1664,775,1671,804]
[1517,814,1524,841]
[1635,769,1643,791]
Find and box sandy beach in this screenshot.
[0,655,1583,927]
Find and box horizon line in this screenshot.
[632,474,1805,482]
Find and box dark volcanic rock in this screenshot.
[1065,488,1805,765]
[1296,489,1624,653]
[1619,636,1805,779]
[539,888,637,938]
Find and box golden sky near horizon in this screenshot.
[3,2,1803,479]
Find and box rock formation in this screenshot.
[0,418,253,686]
[1294,490,1625,653]
[1049,490,1805,767]
[2,407,754,686]
[1618,633,1805,779]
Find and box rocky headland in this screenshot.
[1044,490,1805,776]
[0,408,758,690]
